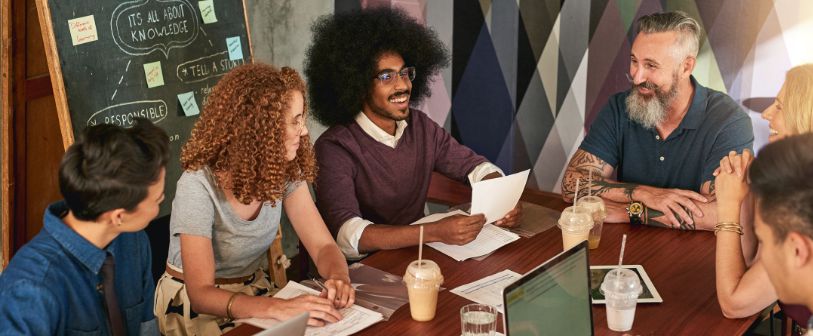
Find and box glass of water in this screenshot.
[460,303,497,336]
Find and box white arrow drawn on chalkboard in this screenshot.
[111,59,133,101]
[199,26,213,47]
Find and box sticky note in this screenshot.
[198,0,218,24]
[68,15,98,46]
[143,61,165,88]
[226,37,243,61]
[178,92,200,116]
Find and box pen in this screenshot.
[312,278,328,292]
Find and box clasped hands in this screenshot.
[713,149,753,207]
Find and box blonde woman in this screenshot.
[715,64,813,323]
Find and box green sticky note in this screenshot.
[198,0,217,24]
[143,61,164,88]
[227,36,243,61]
[178,91,200,116]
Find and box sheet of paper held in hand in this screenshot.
[451,269,522,313]
[471,169,531,224]
[412,210,520,261]
[238,281,383,336]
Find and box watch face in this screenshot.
[629,202,643,215]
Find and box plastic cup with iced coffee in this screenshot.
[600,268,643,332]
[403,259,444,321]
[577,196,607,249]
[557,206,594,250]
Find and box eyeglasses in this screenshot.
[290,116,306,135]
[373,67,416,85]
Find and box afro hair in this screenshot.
[304,6,449,127]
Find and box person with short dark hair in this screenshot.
[720,133,813,329]
[562,11,753,230]
[0,118,169,335]
[306,7,521,259]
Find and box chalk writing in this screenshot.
[111,0,199,57]
[87,100,169,127]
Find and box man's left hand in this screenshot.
[494,203,522,228]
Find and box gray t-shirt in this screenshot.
[166,168,300,278]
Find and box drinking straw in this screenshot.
[418,225,424,265]
[588,170,593,197]
[617,234,627,275]
[573,178,581,213]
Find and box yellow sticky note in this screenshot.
[143,61,165,88]
[199,0,218,24]
[68,15,98,46]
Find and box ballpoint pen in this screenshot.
[312,278,328,292]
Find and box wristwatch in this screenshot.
[627,201,645,226]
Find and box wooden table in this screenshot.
[228,173,759,335]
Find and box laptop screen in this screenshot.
[503,241,593,336]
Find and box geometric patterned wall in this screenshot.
[337,0,813,193]
[252,0,810,257]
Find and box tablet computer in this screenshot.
[589,265,662,304]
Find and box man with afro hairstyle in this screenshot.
[306,7,520,259]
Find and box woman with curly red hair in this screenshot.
[154,63,354,335]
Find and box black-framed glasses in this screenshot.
[373,67,416,85]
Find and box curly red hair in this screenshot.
[181,63,316,205]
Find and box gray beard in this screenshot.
[625,82,679,129]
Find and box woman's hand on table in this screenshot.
[321,278,355,309]
[267,295,342,327]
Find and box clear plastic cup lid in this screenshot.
[557,206,594,231]
[406,260,443,282]
[600,268,643,299]
[576,196,606,212]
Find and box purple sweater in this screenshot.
[314,109,489,236]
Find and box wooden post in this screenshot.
[1,0,12,268]
[267,230,288,288]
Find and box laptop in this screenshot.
[254,312,309,336]
[502,241,593,336]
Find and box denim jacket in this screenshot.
[0,201,157,335]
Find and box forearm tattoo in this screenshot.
[647,207,696,231]
[708,180,716,196]
[563,151,636,201]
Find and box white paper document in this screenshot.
[451,269,521,313]
[412,210,520,261]
[239,281,383,336]
[471,169,531,224]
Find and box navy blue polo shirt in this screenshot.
[580,76,753,192]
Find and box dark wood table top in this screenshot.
[227,173,758,335]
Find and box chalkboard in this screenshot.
[36,0,252,216]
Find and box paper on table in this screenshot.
[451,269,521,313]
[239,281,383,336]
[412,210,520,261]
[471,169,530,224]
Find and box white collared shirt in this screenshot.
[337,112,503,259]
